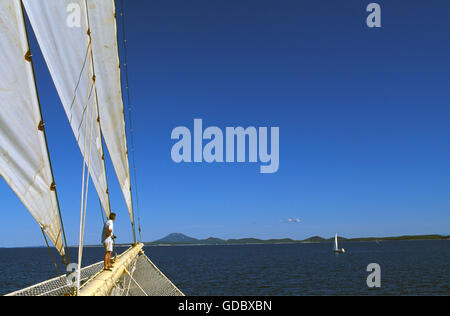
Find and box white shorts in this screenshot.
[103,237,113,252]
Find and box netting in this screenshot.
[5,250,183,296]
[6,260,104,296]
[110,252,184,296]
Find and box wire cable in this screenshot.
[119,0,142,242]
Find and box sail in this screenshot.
[87,0,134,225]
[22,0,111,217]
[334,233,338,250]
[87,0,134,223]
[0,0,64,255]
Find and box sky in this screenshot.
[1,0,450,247]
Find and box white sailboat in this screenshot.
[1,0,183,296]
[333,233,345,253]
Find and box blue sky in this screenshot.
[1,0,450,247]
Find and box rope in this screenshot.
[68,44,91,125]
[125,258,138,296]
[77,72,96,294]
[76,85,96,293]
[124,267,148,296]
[99,198,106,224]
[120,0,142,242]
[76,14,97,291]
[40,228,69,296]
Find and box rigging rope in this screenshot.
[124,267,149,296]
[99,198,106,224]
[76,80,96,294]
[125,259,137,296]
[68,44,91,125]
[40,227,69,296]
[76,18,97,292]
[119,0,142,242]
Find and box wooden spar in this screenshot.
[79,243,143,296]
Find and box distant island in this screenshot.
[143,233,450,246]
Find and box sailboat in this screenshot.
[1,0,183,296]
[333,233,345,253]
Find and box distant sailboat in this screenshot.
[333,233,345,253]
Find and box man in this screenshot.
[102,213,116,271]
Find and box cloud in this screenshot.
[280,218,301,223]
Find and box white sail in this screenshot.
[0,0,64,255]
[334,233,338,250]
[23,0,111,217]
[87,0,134,225]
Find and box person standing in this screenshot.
[102,213,116,271]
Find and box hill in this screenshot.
[146,233,450,246]
[302,236,326,243]
[148,234,299,245]
[154,233,199,243]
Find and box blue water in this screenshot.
[0,240,449,295]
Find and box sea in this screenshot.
[0,240,449,296]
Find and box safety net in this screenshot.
[6,250,183,296]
